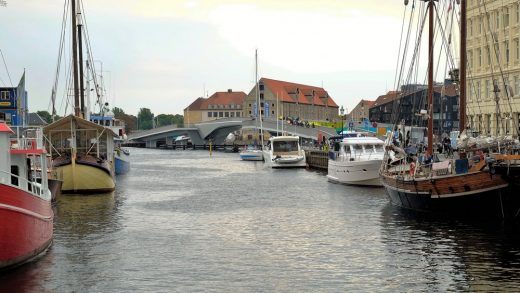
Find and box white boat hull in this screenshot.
[327,158,383,186]
[239,150,264,161]
[264,151,306,168]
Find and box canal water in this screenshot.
[1,148,520,292]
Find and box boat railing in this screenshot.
[10,128,45,149]
[0,170,50,201]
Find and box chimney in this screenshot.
[227,89,232,93]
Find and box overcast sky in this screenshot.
[0,0,407,116]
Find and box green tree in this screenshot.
[172,114,184,127]
[112,107,125,118]
[137,108,154,130]
[36,110,52,124]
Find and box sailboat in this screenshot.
[240,49,264,161]
[380,0,517,218]
[44,0,116,193]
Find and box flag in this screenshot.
[16,71,25,126]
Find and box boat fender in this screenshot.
[409,161,416,177]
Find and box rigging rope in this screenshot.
[0,49,13,86]
[50,0,70,118]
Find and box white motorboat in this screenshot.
[327,135,384,186]
[263,136,306,168]
[239,146,264,161]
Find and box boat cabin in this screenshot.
[336,137,385,161]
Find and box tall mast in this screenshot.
[427,0,434,155]
[459,0,467,131]
[78,8,85,118]
[256,49,264,147]
[71,0,80,117]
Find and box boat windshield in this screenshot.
[352,144,363,153]
[273,141,299,152]
[375,144,384,152]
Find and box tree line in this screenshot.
[36,108,184,133]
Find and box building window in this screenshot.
[517,3,520,23]
[0,91,9,100]
[272,110,274,115]
[236,112,241,117]
[260,93,264,100]
[230,112,235,117]
[485,46,490,65]
[248,110,251,115]
[230,104,235,109]
[504,7,510,27]
[469,19,473,36]
[208,112,212,118]
[219,112,223,117]
[505,40,510,63]
[515,39,519,62]
[496,11,500,29]
[237,105,241,109]
[259,84,264,91]
[515,76,520,97]
[468,50,473,68]
[505,79,512,97]
[486,114,491,134]
[225,112,229,118]
[478,48,482,67]
[476,81,481,100]
[485,79,490,99]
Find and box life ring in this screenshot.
[409,161,416,177]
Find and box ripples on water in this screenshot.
[1,148,520,292]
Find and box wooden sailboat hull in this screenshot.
[381,171,519,218]
[57,163,115,193]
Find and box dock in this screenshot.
[305,149,329,170]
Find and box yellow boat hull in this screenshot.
[57,163,115,193]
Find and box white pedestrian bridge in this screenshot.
[127,118,337,148]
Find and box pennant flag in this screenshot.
[16,71,25,126]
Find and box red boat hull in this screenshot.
[0,184,53,270]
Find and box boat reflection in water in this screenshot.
[380,204,520,292]
[54,191,120,238]
[0,191,120,292]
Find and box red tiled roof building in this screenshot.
[183,89,246,124]
[244,77,339,122]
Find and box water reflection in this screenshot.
[380,204,520,292]
[55,191,121,239]
[0,191,121,292]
